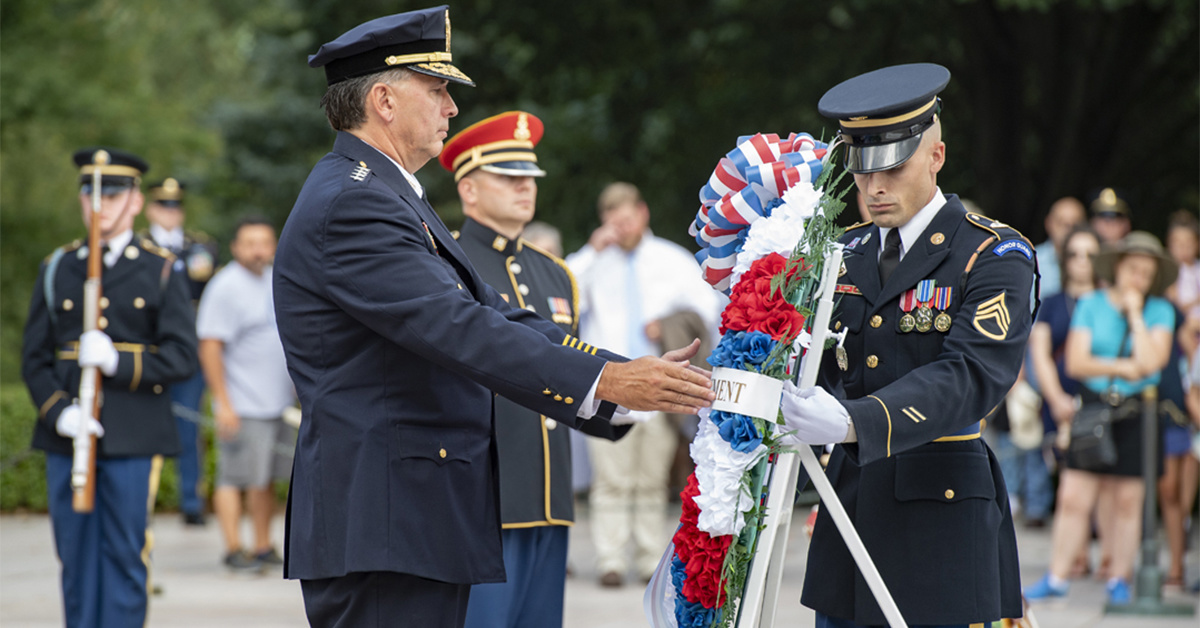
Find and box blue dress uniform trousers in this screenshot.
[301,571,470,628]
[463,526,569,628]
[815,611,983,628]
[169,370,205,516]
[46,453,156,628]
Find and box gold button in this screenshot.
[866,355,878,368]
[544,418,557,430]
[944,489,955,500]
[564,397,574,405]
[99,297,110,309]
[870,315,882,328]
[543,389,553,396]
[63,299,74,311]
[439,448,447,459]
[554,394,563,401]
[98,316,109,330]
[124,246,139,260]
[835,321,842,330]
[931,232,945,245]
[133,297,145,309]
[153,385,163,394]
[457,283,463,289]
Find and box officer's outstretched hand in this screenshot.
[56,403,105,439]
[79,330,119,377]
[780,382,851,445]
[597,345,714,415]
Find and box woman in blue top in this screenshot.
[1026,231,1177,606]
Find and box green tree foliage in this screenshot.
[2,0,1196,391]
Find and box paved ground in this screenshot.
[1,501,1196,626]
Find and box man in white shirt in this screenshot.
[568,182,721,587]
[197,217,295,573]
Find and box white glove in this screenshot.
[610,409,655,426]
[780,381,851,445]
[56,404,105,439]
[79,330,119,377]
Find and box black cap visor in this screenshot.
[844,135,923,174]
[479,161,546,178]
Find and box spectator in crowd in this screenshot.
[197,217,296,573]
[522,220,564,257]
[1033,197,1087,299]
[1156,303,1194,593]
[141,177,219,526]
[567,182,720,587]
[1089,187,1132,245]
[1026,231,1177,605]
[1165,210,1200,320]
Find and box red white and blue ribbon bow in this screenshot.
[689,132,828,293]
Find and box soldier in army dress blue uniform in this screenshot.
[21,148,199,627]
[779,64,1037,627]
[142,177,219,525]
[439,111,632,627]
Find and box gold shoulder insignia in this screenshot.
[972,291,1011,341]
[140,240,177,262]
[520,238,580,328]
[965,212,1030,244]
[846,219,874,231]
[451,230,461,240]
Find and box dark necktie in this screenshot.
[878,229,901,286]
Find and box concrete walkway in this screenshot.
[2,502,1196,626]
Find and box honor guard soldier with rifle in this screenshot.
[440,111,632,627]
[21,147,199,627]
[142,177,218,526]
[778,64,1038,627]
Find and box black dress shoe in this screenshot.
[183,512,207,526]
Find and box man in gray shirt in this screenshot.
[197,216,296,572]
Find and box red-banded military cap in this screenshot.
[439,111,547,182]
[818,63,950,174]
[308,6,474,87]
[73,147,148,195]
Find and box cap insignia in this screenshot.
[1101,188,1117,204]
[849,116,869,121]
[445,9,452,52]
[350,161,370,182]
[514,113,532,141]
[163,178,180,193]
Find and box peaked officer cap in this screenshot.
[148,178,186,207]
[73,147,148,195]
[818,63,950,174]
[439,111,546,182]
[308,6,474,87]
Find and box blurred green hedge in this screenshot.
[0,383,229,512]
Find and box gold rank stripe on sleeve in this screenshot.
[560,334,598,355]
[901,406,928,423]
[867,395,893,458]
[38,390,68,419]
[972,292,1011,341]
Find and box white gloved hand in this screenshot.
[55,404,106,439]
[79,330,119,377]
[610,409,656,426]
[780,381,851,445]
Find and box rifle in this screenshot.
[72,149,108,513]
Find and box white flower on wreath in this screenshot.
[690,415,767,537]
[729,181,823,289]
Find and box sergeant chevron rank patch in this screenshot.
[973,292,1011,340]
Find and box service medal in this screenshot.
[934,312,952,332]
[836,346,848,371]
[915,279,937,333]
[898,288,919,334]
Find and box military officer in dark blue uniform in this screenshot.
[142,177,218,525]
[439,111,632,627]
[274,9,712,628]
[780,64,1037,627]
[22,147,199,627]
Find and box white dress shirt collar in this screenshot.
[149,224,184,251]
[370,146,424,198]
[878,187,946,261]
[102,230,134,268]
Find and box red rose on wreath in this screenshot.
[720,253,808,335]
[748,303,806,340]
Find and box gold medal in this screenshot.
[934,312,952,333]
[899,313,916,333]
[915,305,934,333]
[836,346,848,371]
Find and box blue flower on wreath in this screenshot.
[710,410,764,453]
[670,554,687,593]
[675,597,718,628]
[732,331,775,368]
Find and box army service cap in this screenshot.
[308,6,474,87]
[1090,187,1130,218]
[818,63,950,174]
[149,178,186,207]
[439,111,547,182]
[73,147,148,195]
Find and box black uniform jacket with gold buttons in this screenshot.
[801,195,1035,626]
[22,236,199,458]
[141,228,219,304]
[274,131,625,585]
[455,219,630,529]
